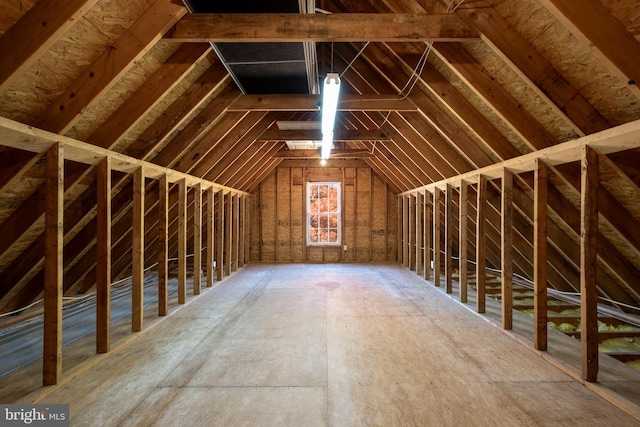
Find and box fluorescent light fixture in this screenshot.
[321,73,340,160]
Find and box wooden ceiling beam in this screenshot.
[278,159,370,168]
[273,149,374,158]
[0,0,100,95]
[228,94,417,112]
[257,129,391,141]
[164,13,479,42]
[537,0,640,98]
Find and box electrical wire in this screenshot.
[0,251,209,320]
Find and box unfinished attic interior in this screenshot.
[1,0,640,424]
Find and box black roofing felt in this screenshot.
[184,0,309,94]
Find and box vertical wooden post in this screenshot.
[232,194,239,272]
[416,192,423,276]
[409,195,415,271]
[206,187,215,287]
[476,175,487,313]
[445,184,453,294]
[433,187,441,287]
[96,157,111,353]
[225,192,232,276]
[501,169,513,330]
[459,180,468,303]
[239,196,245,268]
[397,196,402,263]
[402,196,409,267]
[132,167,145,333]
[423,191,431,281]
[216,189,224,281]
[533,159,548,350]
[43,143,63,386]
[158,175,169,315]
[178,179,187,304]
[581,146,599,382]
[244,195,251,264]
[193,183,202,295]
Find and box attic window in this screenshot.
[307,182,341,246]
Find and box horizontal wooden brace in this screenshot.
[0,117,248,196]
[273,149,374,158]
[400,118,640,196]
[228,94,417,112]
[258,129,390,141]
[164,13,479,42]
[278,159,370,168]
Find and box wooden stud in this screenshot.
[158,175,169,314]
[43,143,63,386]
[424,191,431,281]
[132,167,145,332]
[238,196,245,268]
[244,195,251,265]
[581,146,599,382]
[459,180,468,303]
[96,157,111,353]
[397,196,402,263]
[403,196,409,267]
[476,175,487,313]
[416,192,424,276]
[232,194,240,271]
[533,159,548,350]
[193,183,202,295]
[409,195,416,271]
[501,169,514,330]
[445,184,453,294]
[433,187,441,287]
[216,189,224,281]
[225,192,232,276]
[178,179,187,304]
[206,187,215,287]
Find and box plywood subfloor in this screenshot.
[8,264,640,426]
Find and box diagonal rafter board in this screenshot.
[35,0,187,135]
[454,4,610,136]
[400,118,640,194]
[0,44,213,261]
[164,13,479,42]
[0,0,101,95]
[0,0,188,196]
[0,117,248,196]
[228,94,417,112]
[537,0,640,98]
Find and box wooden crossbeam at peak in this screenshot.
[164,13,479,42]
[273,149,374,158]
[228,94,417,112]
[258,129,391,141]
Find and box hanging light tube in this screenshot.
[321,73,340,159]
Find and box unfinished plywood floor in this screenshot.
[20,264,640,425]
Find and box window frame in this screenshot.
[306,181,342,246]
